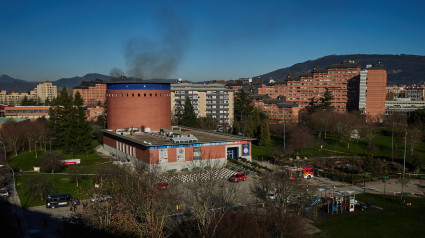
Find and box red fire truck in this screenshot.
[289,167,314,180]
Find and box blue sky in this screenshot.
[1,0,425,82]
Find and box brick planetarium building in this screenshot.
[103,81,253,171]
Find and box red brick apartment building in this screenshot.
[254,62,387,119]
[359,64,387,119]
[73,79,107,107]
[250,95,301,124]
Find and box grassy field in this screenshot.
[253,129,425,168]
[9,141,109,207]
[9,149,109,174]
[315,193,425,238]
[16,174,95,207]
[252,139,278,161]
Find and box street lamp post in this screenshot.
[402,129,407,199]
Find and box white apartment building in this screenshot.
[171,83,234,126]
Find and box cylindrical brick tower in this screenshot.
[106,82,171,132]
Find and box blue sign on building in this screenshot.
[242,143,250,156]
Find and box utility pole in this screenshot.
[391,120,394,163]
[283,109,286,151]
[402,129,407,198]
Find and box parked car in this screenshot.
[0,187,9,198]
[156,182,168,190]
[268,189,276,201]
[90,194,111,203]
[229,172,247,182]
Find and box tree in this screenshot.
[73,91,93,155]
[48,88,92,155]
[21,95,29,106]
[310,110,334,138]
[69,165,84,187]
[49,87,73,149]
[1,120,24,156]
[319,87,334,111]
[307,88,334,113]
[286,125,314,154]
[362,121,378,148]
[40,152,62,173]
[197,116,217,130]
[256,114,270,146]
[384,113,408,162]
[180,98,197,127]
[22,175,56,204]
[408,109,425,124]
[234,90,254,135]
[407,124,423,156]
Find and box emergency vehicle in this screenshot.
[289,167,314,180]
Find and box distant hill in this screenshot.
[54,73,111,89]
[0,73,111,92]
[258,54,425,85]
[0,75,39,92]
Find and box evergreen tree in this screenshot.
[257,117,271,146]
[319,88,334,111]
[181,98,197,127]
[21,96,29,106]
[74,92,92,155]
[44,97,51,106]
[48,88,92,155]
[49,88,73,149]
[307,88,334,113]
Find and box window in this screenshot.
[150,93,152,97]
[144,93,146,97]
[138,93,140,97]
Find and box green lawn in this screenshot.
[9,149,109,173]
[252,139,278,161]
[16,174,95,207]
[315,193,425,238]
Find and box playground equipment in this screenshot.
[306,188,359,217]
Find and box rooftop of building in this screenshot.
[107,79,175,85]
[171,82,233,91]
[367,63,387,70]
[249,94,270,100]
[104,127,254,148]
[328,61,361,69]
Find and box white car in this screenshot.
[0,188,9,198]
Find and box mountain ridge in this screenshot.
[2,54,425,92]
[258,54,425,85]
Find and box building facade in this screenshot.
[385,98,425,116]
[358,64,387,120]
[106,82,172,133]
[250,95,301,124]
[73,79,107,107]
[103,127,253,171]
[171,83,234,126]
[4,106,50,119]
[33,81,57,103]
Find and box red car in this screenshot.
[229,172,247,182]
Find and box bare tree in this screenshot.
[310,110,334,138]
[40,152,62,173]
[251,169,313,215]
[1,120,24,157]
[407,124,423,156]
[76,163,172,237]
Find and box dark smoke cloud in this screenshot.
[124,6,190,80]
[110,67,125,78]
